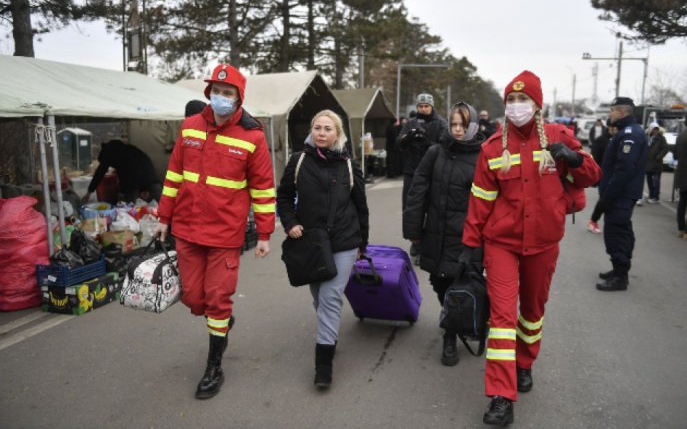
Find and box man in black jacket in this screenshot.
[83,139,162,204]
[397,93,447,208]
[397,93,447,260]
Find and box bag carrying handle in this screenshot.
[157,238,179,277]
[352,255,382,286]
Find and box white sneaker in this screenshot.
[636,199,644,206]
[647,198,659,204]
[587,220,601,234]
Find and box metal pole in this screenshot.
[571,74,576,116]
[47,115,67,246]
[446,85,451,118]
[268,116,276,187]
[396,65,402,118]
[142,0,147,75]
[122,0,126,72]
[359,50,364,89]
[37,117,54,253]
[615,41,623,97]
[641,57,648,105]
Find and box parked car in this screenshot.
[575,117,598,144]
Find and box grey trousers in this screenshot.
[310,248,358,345]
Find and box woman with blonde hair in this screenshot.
[277,109,369,389]
[460,71,601,425]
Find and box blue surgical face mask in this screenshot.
[210,94,237,116]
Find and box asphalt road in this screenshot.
[1,174,686,429]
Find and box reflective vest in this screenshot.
[158,107,275,248]
[463,123,600,255]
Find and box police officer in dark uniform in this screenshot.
[596,97,648,291]
[397,93,447,260]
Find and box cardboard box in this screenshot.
[41,273,122,315]
[100,230,138,253]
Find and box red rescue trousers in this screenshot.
[483,243,559,401]
[176,237,241,337]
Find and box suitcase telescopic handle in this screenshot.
[352,255,382,286]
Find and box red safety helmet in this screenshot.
[203,64,246,103]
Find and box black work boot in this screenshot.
[596,275,629,291]
[483,396,514,426]
[517,368,533,392]
[441,331,459,366]
[314,343,336,389]
[598,270,614,280]
[195,334,226,399]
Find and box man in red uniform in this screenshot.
[461,70,601,425]
[155,64,275,399]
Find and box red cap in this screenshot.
[504,70,543,108]
[203,64,246,102]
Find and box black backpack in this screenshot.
[439,266,490,356]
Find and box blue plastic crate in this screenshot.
[36,257,106,287]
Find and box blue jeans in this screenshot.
[310,248,358,345]
[646,171,661,200]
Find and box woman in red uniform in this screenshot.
[461,70,601,425]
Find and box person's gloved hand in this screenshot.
[549,143,583,168]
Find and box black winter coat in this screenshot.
[397,110,447,175]
[675,129,687,190]
[276,145,369,253]
[402,129,483,278]
[646,132,669,173]
[88,140,160,194]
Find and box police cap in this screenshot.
[610,97,635,107]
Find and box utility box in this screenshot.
[57,128,92,171]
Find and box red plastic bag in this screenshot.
[0,196,49,310]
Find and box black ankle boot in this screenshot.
[195,334,226,399]
[517,367,533,392]
[483,396,514,426]
[596,275,629,291]
[314,343,336,388]
[441,331,459,366]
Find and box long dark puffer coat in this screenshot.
[645,131,669,173]
[402,128,483,278]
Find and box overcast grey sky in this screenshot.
[1,0,685,109]
[404,0,687,108]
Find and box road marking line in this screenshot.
[0,310,50,335]
[0,315,72,352]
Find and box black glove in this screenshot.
[549,143,583,168]
[412,127,426,140]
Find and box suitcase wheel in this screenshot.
[406,316,416,325]
[354,311,364,321]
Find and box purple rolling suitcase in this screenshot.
[345,245,421,324]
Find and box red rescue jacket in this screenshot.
[463,123,600,255]
[158,106,275,248]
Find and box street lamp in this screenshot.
[396,63,450,118]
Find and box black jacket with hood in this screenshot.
[276,138,369,253]
[397,109,447,175]
[402,103,484,278]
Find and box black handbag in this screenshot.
[439,263,489,356]
[281,228,337,286]
[281,157,347,287]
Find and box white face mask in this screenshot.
[505,102,534,127]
